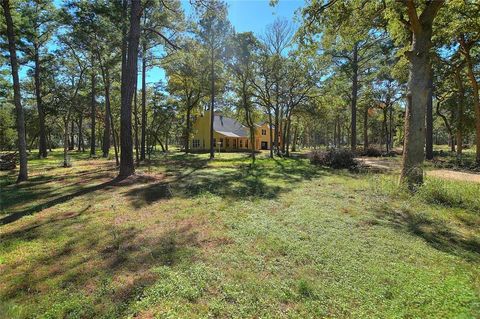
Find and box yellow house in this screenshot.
[190,110,276,151]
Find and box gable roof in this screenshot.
[214,114,248,138]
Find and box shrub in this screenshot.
[360,147,382,157]
[309,149,358,170]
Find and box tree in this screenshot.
[119,0,141,177]
[164,39,205,153]
[228,32,260,161]
[19,0,57,158]
[196,0,232,159]
[386,0,445,187]
[2,0,28,182]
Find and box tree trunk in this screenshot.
[119,0,141,177]
[63,118,69,167]
[3,0,28,182]
[459,40,480,164]
[141,43,147,160]
[400,32,432,186]
[454,68,464,156]
[363,105,369,150]
[268,108,274,158]
[69,120,75,150]
[425,72,434,160]
[351,42,358,152]
[209,49,215,160]
[134,81,140,164]
[102,69,111,158]
[185,106,191,153]
[34,43,48,158]
[90,56,96,156]
[291,125,298,152]
[400,1,443,187]
[78,112,85,152]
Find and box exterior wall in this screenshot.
[189,112,277,151]
[255,123,273,150]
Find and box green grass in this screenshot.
[0,149,479,318]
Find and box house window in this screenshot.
[262,129,266,136]
[240,140,243,148]
[192,139,200,148]
[233,139,237,148]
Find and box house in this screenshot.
[189,110,278,151]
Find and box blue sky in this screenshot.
[146,0,303,83]
[17,0,303,85]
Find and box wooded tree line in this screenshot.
[1,0,479,188]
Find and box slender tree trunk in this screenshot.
[90,56,96,156]
[351,42,358,152]
[459,40,480,164]
[209,49,215,159]
[134,82,139,164]
[34,43,47,158]
[268,108,274,158]
[185,105,191,153]
[291,125,298,152]
[69,120,75,150]
[363,105,369,150]
[425,72,434,160]
[119,0,141,177]
[141,43,147,160]
[102,69,111,158]
[63,117,70,167]
[285,115,292,157]
[78,112,84,151]
[3,0,28,182]
[454,68,464,156]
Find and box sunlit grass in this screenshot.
[0,149,479,318]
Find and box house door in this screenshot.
[261,141,268,150]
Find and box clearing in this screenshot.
[0,151,479,318]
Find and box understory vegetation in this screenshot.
[1,151,479,318]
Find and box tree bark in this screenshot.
[69,120,75,150]
[209,49,215,159]
[185,105,191,153]
[119,0,141,177]
[363,105,369,150]
[90,56,96,156]
[134,81,139,164]
[3,0,28,182]
[425,71,434,160]
[351,41,358,152]
[141,43,147,160]
[34,43,48,158]
[400,0,443,187]
[102,68,111,158]
[453,68,464,156]
[268,108,274,158]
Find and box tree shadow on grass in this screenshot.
[0,205,201,317]
[373,204,480,262]
[125,157,326,208]
[0,175,124,226]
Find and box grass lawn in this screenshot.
[0,150,479,318]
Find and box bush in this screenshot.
[309,149,358,170]
[360,147,382,157]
